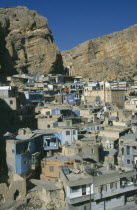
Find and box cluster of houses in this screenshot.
[1,73,137,209]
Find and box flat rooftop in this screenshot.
[29,179,62,192]
[67,172,91,182]
[33,129,55,134]
[120,133,137,139]
[124,141,137,147]
[43,155,82,162]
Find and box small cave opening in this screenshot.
[0,194,5,203]
[14,190,20,201]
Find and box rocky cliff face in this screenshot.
[0,6,63,77]
[62,25,137,80]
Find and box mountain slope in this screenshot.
[0,6,63,77]
[62,25,137,80]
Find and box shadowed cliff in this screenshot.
[0,6,64,79]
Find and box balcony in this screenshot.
[31,152,40,170]
[66,194,94,205]
[44,138,59,151]
[44,144,59,150]
[120,182,137,192]
[94,183,137,200]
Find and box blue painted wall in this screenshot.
[52,109,61,115]
[15,136,43,174]
[16,153,31,174]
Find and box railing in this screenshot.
[44,145,59,150]
[66,194,93,204]
[94,184,137,200]
[120,183,135,188]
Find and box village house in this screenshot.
[59,164,137,210]
[82,81,126,108]
[124,96,137,110]
[41,155,82,182]
[118,133,137,167]
[2,72,137,209]
[5,132,44,177]
[123,141,137,169]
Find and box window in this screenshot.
[120,141,123,146]
[75,160,81,163]
[82,185,86,195]
[70,186,80,193]
[103,185,107,191]
[79,149,82,153]
[73,130,76,135]
[110,183,114,189]
[53,122,58,127]
[49,166,54,172]
[66,131,70,135]
[92,149,94,154]
[12,149,15,153]
[41,163,44,168]
[46,111,50,115]
[10,100,13,105]
[98,186,101,193]
[24,160,27,164]
[126,146,130,155]
[127,159,130,164]
[47,125,50,128]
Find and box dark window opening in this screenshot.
[70,186,80,193]
[82,185,86,195]
[126,146,130,155]
[66,131,70,135]
[0,194,5,203]
[49,166,54,172]
[73,130,76,135]
[41,163,44,168]
[127,159,130,164]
